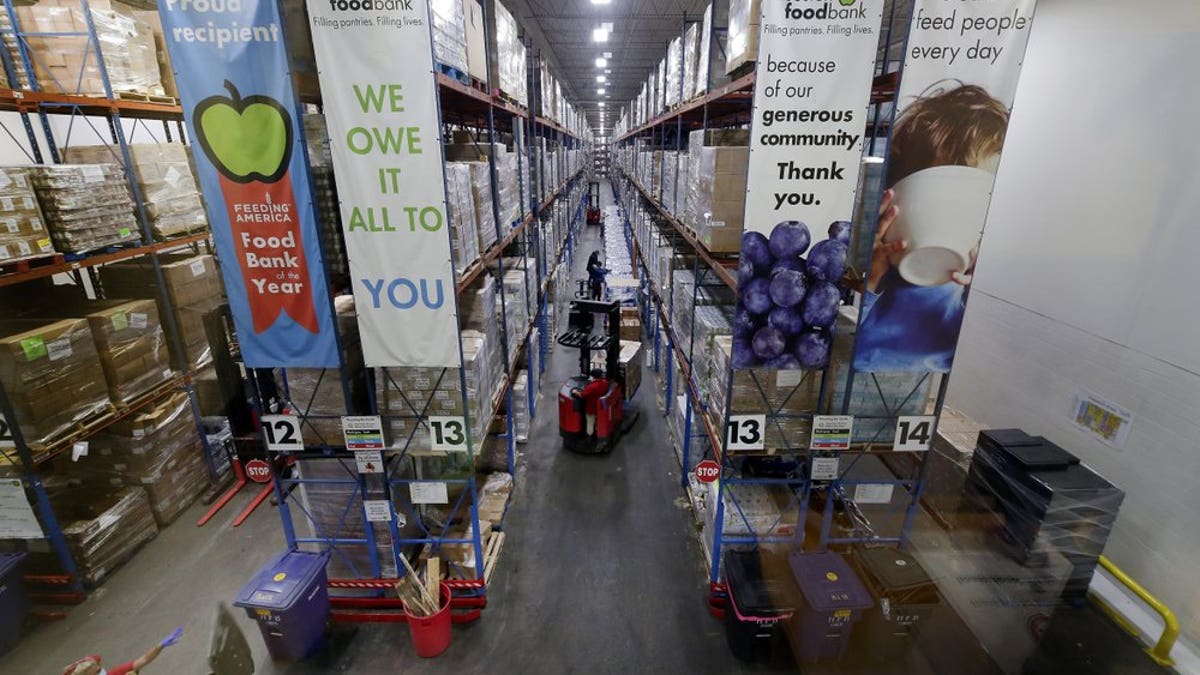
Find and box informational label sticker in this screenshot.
[893,415,936,452]
[81,165,105,183]
[428,416,469,452]
[3,219,17,233]
[260,414,305,452]
[71,441,89,462]
[355,450,383,474]
[129,313,148,329]
[342,415,385,451]
[189,259,206,277]
[110,312,129,332]
[19,337,46,361]
[363,499,392,522]
[409,481,449,505]
[811,415,853,451]
[15,240,30,256]
[853,483,895,505]
[46,337,73,362]
[0,479,44,539]
[775,370,803,388]
[726,414,767,451]
[1070,389,1133,449]
[810,457,840,481]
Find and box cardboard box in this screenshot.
[464,0,488,83]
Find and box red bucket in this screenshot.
[404,581,452,657]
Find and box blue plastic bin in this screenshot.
[0,553,29,655]
[233,550,331,661]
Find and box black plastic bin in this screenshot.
[851,547,939,660]
[722,550,795,662]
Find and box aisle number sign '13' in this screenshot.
[157,0,339,368]
[304,0,463,368]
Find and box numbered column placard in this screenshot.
[260,415,305,452]
[894,416,936,452]
[429,416,469,452]
[726,414,766,451]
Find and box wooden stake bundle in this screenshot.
[395,554,441,617]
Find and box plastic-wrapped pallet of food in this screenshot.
[666,36,683,107]
[68,392,208,527]
[47,483,159,586]
[686,128,749,254]
[0,167,55,263]
[293,456,397,579]
[726,0,761,75]
[12,0,163,96]
[467,162,498,251]
[431,0,469,75]
[282,297,368,447]
[0,318,112,446]
[492,0,526,106]
[33,164,137,254]
[64,144,206,241]
[445,162,482,277]
[303,114,349,282]
[98,254,224,371]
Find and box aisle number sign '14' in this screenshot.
[305,0,463,368]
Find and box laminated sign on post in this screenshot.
[305,0,463,368]
[851,0,1038,373]
[157,0,339,368]
[731,0,884,371]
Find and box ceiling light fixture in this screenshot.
[597,87,605,95]
[603,52,612,58]
[595,57,607,68]
[591,0,611,4]
[596,75,606,83]
[592,27,608,42]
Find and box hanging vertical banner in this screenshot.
[852,0,1037,373]
[305,0,461,368]
[157,0,339,368]
[732,0,884,370]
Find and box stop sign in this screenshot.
[245,458,272,483]
[694,459,721,483]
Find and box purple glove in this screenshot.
[160,627,184,648]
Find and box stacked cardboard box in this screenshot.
[36,298,172,403]
[0,167,55,263]
[686,129,749,253]
[0,12,30,90]
[445,162,482,277]
[489,0,526,106]
[726,0,761,75]
[464,0,487,83]
[68,392,208,526]
[294,456,396,579]
[33,164,137,254]
[11,0,163,97]
[64,144,206,241]
[511,370,529,442]
[283,296,367,447]
[303,115,348,282]
[467,162,498,251]
[48,484,158,586]
[431,0,469,75]
[0,318,111,445]
[99,253,224,370]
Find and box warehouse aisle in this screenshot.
[261,180,777,673]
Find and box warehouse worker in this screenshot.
[586,251,609,300]
[574,368,611,438]
[62,627,184,675]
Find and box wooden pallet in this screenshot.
[0,251,63,276]
[468,75,488,95]
[493,88,523,109]
[726,60,755,82]
[482,531,505,586]
[116,91,179,106]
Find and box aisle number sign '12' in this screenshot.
[305,0,463,368]
[260,415,305,452]
[157,0,339,368]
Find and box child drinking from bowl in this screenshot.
[852,82,1009,372]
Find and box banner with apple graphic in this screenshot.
[303,0,463,368]
[157,0,339,368]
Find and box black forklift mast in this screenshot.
[557,298,623,391]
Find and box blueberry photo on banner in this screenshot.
[732,0,884,370]
[851,0,1038,373]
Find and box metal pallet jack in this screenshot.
[557,299,638,453]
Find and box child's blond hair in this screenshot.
[887,81,1009,186]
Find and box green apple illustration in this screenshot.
[194,80,293,183]
[839,0,856,5]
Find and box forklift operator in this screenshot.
[586,251,609,300]
[573,368,610,437]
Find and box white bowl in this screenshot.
[884,165,994,286]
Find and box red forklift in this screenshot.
[557,299,638,453]
[585,181,602,226]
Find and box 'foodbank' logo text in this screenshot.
[328,0,411,11]
[785,0,866,20]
